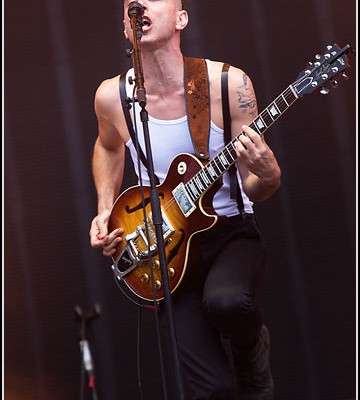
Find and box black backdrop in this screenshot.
[4,0,357,399]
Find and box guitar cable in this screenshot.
[137,306,144,400]
[112,89,169,400]
[131,91,170,400]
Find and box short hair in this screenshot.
[181,0,188,9]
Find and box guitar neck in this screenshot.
[185,84,299,202]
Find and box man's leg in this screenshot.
[231,325,274,400]
[201,219,274,400]
[167,289,237,400]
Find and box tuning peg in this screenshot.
[331,80,338,88]
[307,61,313,66]
[320,87,329,95]
[342,72,349,80]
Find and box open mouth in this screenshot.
[142,16,152,31]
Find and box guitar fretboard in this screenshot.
[185,85,299,202]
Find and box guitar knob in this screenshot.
[140,274,150,283]
[320,87,329,95]
[154,280,162,290]
[168,268,175,278]
[140,273,150,283]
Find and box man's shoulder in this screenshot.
[94,74,125,118]
[95,74,123,103]
[205,60,246,84]
[96,74,121,93]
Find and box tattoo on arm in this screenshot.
[236,73,257,117]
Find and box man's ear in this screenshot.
[123,19,129,39]
[176,10,188,31]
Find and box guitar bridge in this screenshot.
[112,209,174,280]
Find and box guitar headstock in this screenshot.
[292,44,353,97]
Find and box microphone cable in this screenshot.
[130,90,169,400]
[112,86,169,400]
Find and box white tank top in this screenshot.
[124,64,253,217]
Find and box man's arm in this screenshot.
[228,67,281,202]
[90,79,126,256]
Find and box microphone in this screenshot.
[128,1,145,19]
[127,0,146,105]
[128,1,145,40]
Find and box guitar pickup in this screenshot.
[172,182,196,217]
[148,209,174,240]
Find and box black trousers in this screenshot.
[160,215,268,400]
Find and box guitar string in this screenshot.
[161,86,295,210]
[135,56,345,232]
[148,61,345,219]
[129,85,301,290]
[126,54,348,286]
[137,86,297,236]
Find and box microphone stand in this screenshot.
[127,5,185,400]
[74,304,101,400]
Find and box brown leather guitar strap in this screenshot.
[184,58,244,211]
[119,61,244,211]
[119,58,211,179]
[184,57,211,161]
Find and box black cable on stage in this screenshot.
[112,88,170,400]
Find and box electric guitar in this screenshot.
[109,44,352,301]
